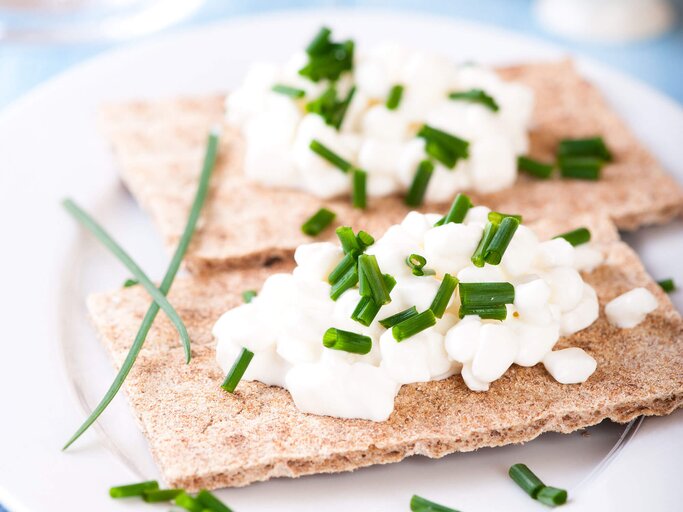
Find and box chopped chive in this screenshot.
[330,266,358,300]
[309,139,353,172]
[406,253,427,274]
[336,226,361,254]
[358,254,391,305]
[221,347,254,393]
[558,136,612,161]
[410,494,461,512]
[430,274,459,318]
[142,489,184,503]
[123,278,138,287]
[323,327,372,354]
[175,491,205,512]
[658,278,676,293]
[448,88,499,112]
[63,199,193,363]
[306,85,356,129]
[443,193,472,224]
[305,26,332,56]
[559,156,603,180]
[386,84,404,110]
[301,207,336,236]
[353,168,367,209]
[459,282,514,307]
[392,309,436,341]
[458,304,507,320]
[242,290,257,303]
[332,85,356,129]
[471,221,498,268]
[487,211,522,225]
[537,486,568,507]
[425,140,458,168]
[197,489,234,512]
[352,274,397,326]
[379,306,419,328]
[272,84,305,98]
[109,480,159,498]
[484,216,519,265]
[405,159,434,207]
[328,251,358,284]
[62,129,219,450]
[553,227,591,246]
[518,155,553,179]
[508,463,545,499]
[418,124,470,169]
[356,230,375,250]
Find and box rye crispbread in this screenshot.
[87,214,683,490]
[99,60,683,274]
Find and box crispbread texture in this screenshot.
[100,60,683,273]
[87,215,682,491]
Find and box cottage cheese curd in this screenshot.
[214,208,616,421]
[225,42,534,201]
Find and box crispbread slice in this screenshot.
[100,60,683,273]
[87,214,682,490]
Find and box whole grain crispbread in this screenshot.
[87,214,682,490]
[99,60,683,274]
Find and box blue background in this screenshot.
[0,1,682,108]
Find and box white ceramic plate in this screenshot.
[0,8,681,512]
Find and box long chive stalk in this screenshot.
[62,128,220,450]
[62,199,192,363]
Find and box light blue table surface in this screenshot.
[1,0,682,111]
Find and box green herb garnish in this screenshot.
[559,156,603,180]
[553,227,591,246]
[242,290,258,303]
[175,491,205,512]
[658,278,676,293]
[509,463,568,507]
[392,309,437,341]
[142,489,184,503]
[221,347,254,393]
[517,155,554,179]
[417,124,469,169]
[458,304,508,320]
[352,168,367,209]
[358,254,392,306]
[323,327,372,354]
[379,306,419,329]
[558,136,612,161]
[430,273,458,318]
[306,84,356,128]
[406,159,434,207]
[309,139,353,172]
[197,489,234,512]
[299,27,354,82]
[351,274,396,326]
[471,221,498,268]
[109,480,159,499]
[271,84,305,98]
[410,494,461,512]
[386,84,404,110]
[448,88,499,111]
[484,216,519,265]
[301,207,336,236]
[123,278,139,287]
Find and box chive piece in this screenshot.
[553,227,591,246]
[142,489,184,503]
[392,309,437,341]
[301,207,336,236]
[430,274,459,318]
[109,480,159,498]
[459,282,515,307]
[352,274,397,326]
[332,85,356,129]
[309,139,353,172]
[518,155,553,179]
[62,129,219,451]
[448,88,499,112]
[658,278,676,293]
[63,199,193,363]
[558,136,612,161]
[406,159,434,207]
[221,347,254,393]
[197,489,234,512]
[471,221,498,268]
[417,124,470,169]
[299,28,354,82]
[443,193,472,224]
[379,306,419,328]
[306,85,356,129]
[336,226,361,254]
[559,156,602,180]
[353,168,367,209]
[458,304,507,320]
[330,266,358,300]
[508,463,545,499]
[328,251,358,284]
[358,254,391,305]
[323,328,372,354]
[410,494,461,512]
[123,278,138,287]
[356,230,375,250]
[272,84,305,98]
[405,253,435,277]
[305,26,332,56]
[537,486,568,507]
[484,217,519,265]
[175,491,205,512]
[487,211,523,225]
[242,290,257,303]
[386,84,404,110]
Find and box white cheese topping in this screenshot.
[225,42,534,200]
[214,209,616,421]
[604,287,658,328]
